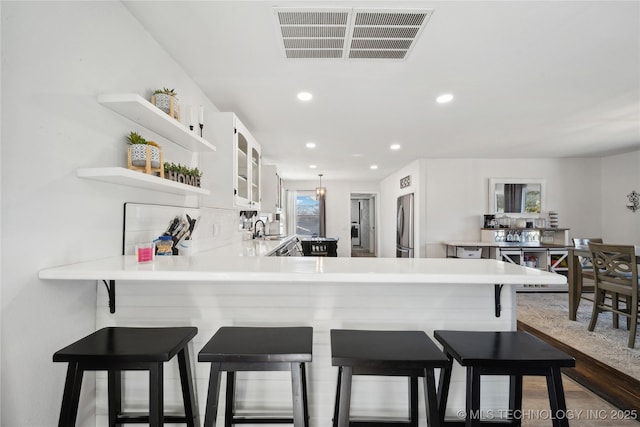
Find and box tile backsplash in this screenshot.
[123,202,241,255]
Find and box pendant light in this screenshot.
[316,174,326,199]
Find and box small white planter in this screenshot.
[129,144,160,168]
[152,93,180,120]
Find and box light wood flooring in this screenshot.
[522,375,639,426]
[351,246,375,257]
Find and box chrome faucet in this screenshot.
[253,220,265,239]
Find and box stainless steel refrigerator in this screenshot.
[396,193,414,258]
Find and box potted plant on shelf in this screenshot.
[151,87,180,121]
[164,162,202,188]
[126,131,164,177]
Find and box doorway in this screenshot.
[350,193,377,257]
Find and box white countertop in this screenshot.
[200,235,292,257]
[444,240,567,248]
[39,256,567,285]
[444,241,497,247]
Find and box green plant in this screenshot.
[153,87,177,96]
[126,131,148,145]
[163,162,202,178]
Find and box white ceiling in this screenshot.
[123,1,640,181]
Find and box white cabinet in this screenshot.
[261,164,283,213]
[201,113,261,210]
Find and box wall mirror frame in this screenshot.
[488,178,546,215]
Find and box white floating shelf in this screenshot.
[77,167,210,196]
[97,93,216,152]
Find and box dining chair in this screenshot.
[587,242,639,348]
[572,238,603,285]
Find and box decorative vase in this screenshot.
[129,145,160,168]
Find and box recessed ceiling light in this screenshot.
[309,164,317,169]
[352,153,363,157]
[370,165,378,170]
[390,144,401,150]
[297,92,313,102]
[306,142,316,149]
[436,93,454,104]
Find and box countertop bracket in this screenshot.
[494,284,504,317]
[102,280,116,313]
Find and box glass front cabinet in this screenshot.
[234,120,261,209]
[261,164,283,213]
[201,113,261,210]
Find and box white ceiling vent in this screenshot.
[273,8,433,60]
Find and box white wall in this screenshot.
[378,157,606,258]
[379,160,422,258]
[600,150,640,243]
[1,3,220,425]
[424,158,605,256]
[283,180,379,257]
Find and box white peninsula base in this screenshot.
[39,257,566,426]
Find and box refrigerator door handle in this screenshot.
[397,205,404,242]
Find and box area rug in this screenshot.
[516,292,640,381]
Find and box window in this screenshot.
[295,193,320,236]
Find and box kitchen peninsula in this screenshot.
[39,256,565,426]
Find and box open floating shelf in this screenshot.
[77,167,210,196]
[97,93,216,152]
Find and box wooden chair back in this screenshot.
[588,242,638,297]
[588,242,639,347]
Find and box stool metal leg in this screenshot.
[423,369,441,427]
[337,366,353,427]
[409,376,418,427]
[301,363,310,427]
[149,363,164,427]
[465,366,481,427]
[546,367,569,427]
[290,362,306,427]
[332,366,342,427]
[437,356,453,424]
[58,362,84,427]
[108,369,122,427]
[225,371,236,427]
[177,347,198,427]
[508,375,523,427]
[203,363,222,427]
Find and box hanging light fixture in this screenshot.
[316,174,326,199]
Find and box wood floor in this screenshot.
[518,321,639,425]
[351,246,375,257]
[522,376,639,426]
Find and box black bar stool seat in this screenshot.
[198,326,313,427]
[331,329,451,427]
[53,326,198,427]
[434,330,575,427]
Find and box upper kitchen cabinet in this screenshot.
[201,113,261,210]
[261,164,283,213]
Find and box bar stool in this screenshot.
[331,329,450,427]
[434,330,575,427]
[53,326,198,427]
[198,326,312,427]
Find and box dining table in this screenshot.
[567,244,640,320]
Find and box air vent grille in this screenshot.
[274,7,433,60]
[354,12,427,26]
[278,11,349,26]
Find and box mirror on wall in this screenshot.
[488,178,545,214]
